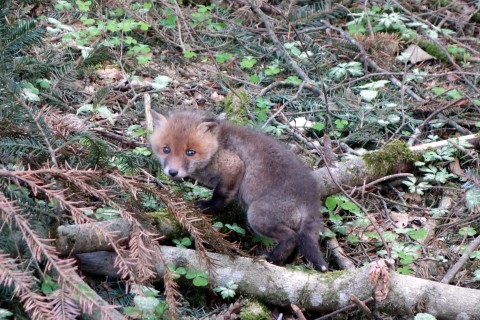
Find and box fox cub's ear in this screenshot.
[151,110,168,128]
[197,121,218,134]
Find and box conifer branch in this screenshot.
[0,188,124,320]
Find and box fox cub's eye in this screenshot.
[185,149,196,156]
[163,147,171,154]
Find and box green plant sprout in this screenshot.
[214,280,238,299]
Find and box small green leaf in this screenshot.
[465,188,480,209]
[445,89,463,100]
[357,80,390,89]
[431,87,446,95]
[359,89,379,101]
[409,228,427,240]
[41,275,59,294]
[151,75,172,90]
[215,52,233,63]
[252,235,274,245]
[347,21,366,35]
[340,201,360,214]
[325,196,339,212]
[329,212,342,225]
[225,223,246,235]
[213,221,224,230]
[22,88,41,102]
[134,296,159,312]
[347,235,360,243]
[97,106,115,124]
[397,266,412,275]
[312,122,325,132]
[382,231,397,242]
[136,55,152,65]
[285,76,302,84]
[77,104,94,115]
[183,51,197,58]
[138,21,150,31]
[249,74,260,83]
[459,226,477,237]
[80,17,95,25]
[264,61,281,76]
[240,56,257,69]
[334,119,348,129]
[469,251,480,260]
[193,276,208,287]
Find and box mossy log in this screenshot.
[76,248,480,319]
[156,246,480,319]
[314,135,479,198]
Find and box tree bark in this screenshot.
[76,248,480,319]
[56,217,175,255]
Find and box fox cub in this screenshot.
[150,110,328,272]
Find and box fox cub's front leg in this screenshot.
[195,151,244,213]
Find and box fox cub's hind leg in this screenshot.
[247,200,328,272]
[247,201,299,266]
[299,214,329,272]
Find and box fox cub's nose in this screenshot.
[168,168,178,177]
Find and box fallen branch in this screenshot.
[56,217,175,255]
[441,233,480,284]
[76,248,480,318]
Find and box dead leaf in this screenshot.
[448,158,464,176]
[398,44,435,64]
[390,212,409,228]
[211,91,225,102]
[368,259,391,302]
[84,85,95,94]
[97,67,123,81]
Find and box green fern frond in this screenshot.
[0,179,36,208]
[112,151,161,175]
[11,56,54,80]
[290,4,348,26]
[0,137,47,161]
[79,136,111,167]
[50,62,78,83]
[81,46,115,67]
[0,20,44,58]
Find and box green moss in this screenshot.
[435,0,451,6]
[240,299,270,320]
[146,209,183,237]
[417,40,449,63]
[222,89,249,125]
[472,12,480,23]
[363,140,419,176]
[417,40,470,63]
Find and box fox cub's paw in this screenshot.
[194,200,215,213]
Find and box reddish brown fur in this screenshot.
[150,110,328,272]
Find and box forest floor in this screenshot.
[1,0,480,319]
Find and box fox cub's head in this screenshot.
[150,110,220,179]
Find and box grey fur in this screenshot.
[150,111,328,271]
